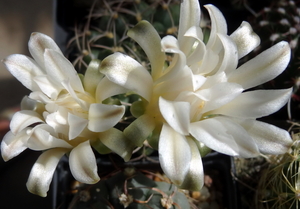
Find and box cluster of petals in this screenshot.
[0,33,135,197]
[99,0,293,189]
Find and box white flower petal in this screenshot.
[68,113,88,140]
[83,59,104,95]
[88,103,125,132]
[190,117,260,157]
[26,148,66,197]
[10,110,44,135]
[199,82,243,113]
[205,4,227,51]
[178,0,201,54]
[3,54,43,91]
[180,137,204,191]
[95,76,127,103]
[28,124,72,150]
[69,141,100,184]
[99,128,135,162]
[230,21,260,59]
[99,52,153,101]
[127,20,165,81]
[159,97,190,135]
[239,119,292,154]
[44,49,84,93]
[124,114,155,147]
[34,75,63,99]
[213,88,292,119]
[1,130,29,161]
[228,41,291,89]
[159,123,191,185]
[28,32,63,68]
[215,33,238,74]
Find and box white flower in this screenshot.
[99,0,293,190]
[1,33,134,197]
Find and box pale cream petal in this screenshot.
[44,49,84,93]
[178,0,201,54]
[212,88,292,119]
[199,82,243,113]
[99,128,135,162]
[88,103,125,132]
[28,32,63,68]
[215,33,238,74]
[83,59,104,95]
[69,141,100,184]
[230,21,260,59]
[99,52,153,101]
[123,114,155,147]
[228,41,291,89]
[95,76,127,103]
[10,110,44,135]
[127,20,165,81]
[205,4,227,51]
[159,123,191,185]
[28,124,72,150]
[68,113,88,140]
[190,117,260,158]
[1,130,29,161]
[26,148,66,197]
[239,119,293,154]
[159,97,190,135]
[34,75,63,99]
[3,54,43,91]
[180,137,204,191]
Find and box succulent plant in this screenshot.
[67,167,192,209]
[255,131,300,209]
[65,0,182,75]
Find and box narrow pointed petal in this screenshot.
[69,141,100,184]
[26,148,66,197]
[99,52,153,101]
[88,103,125,132]
[3,54,43,91]
[159,97,190,135]
[44,49,84,93]
[99,128,135,162]
[190,117,260,157]
[205,4,227,50]
[239,119,292,154]
[199,82,243,113]
[178,0,201,54]
[28,32,63,68]
[127,20,165,81]
[180,137,204,191]
[124,114,155,147]
[1,130,29,161]
[95,76,127,103]
[28,124,72,150]
[213,88,292,119]
[83,59,104,96]
[34,75,63,99]
[230,21,260,59]
[68,113,88,140]
[216,33,238,74]
[228,41,291,89]
[159,123,191,185]
[10,110,43,135]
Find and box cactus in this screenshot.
[255,131,300,209]
[65,0,181,75]
[67,167,192,209]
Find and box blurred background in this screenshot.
[0,0,54,208]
